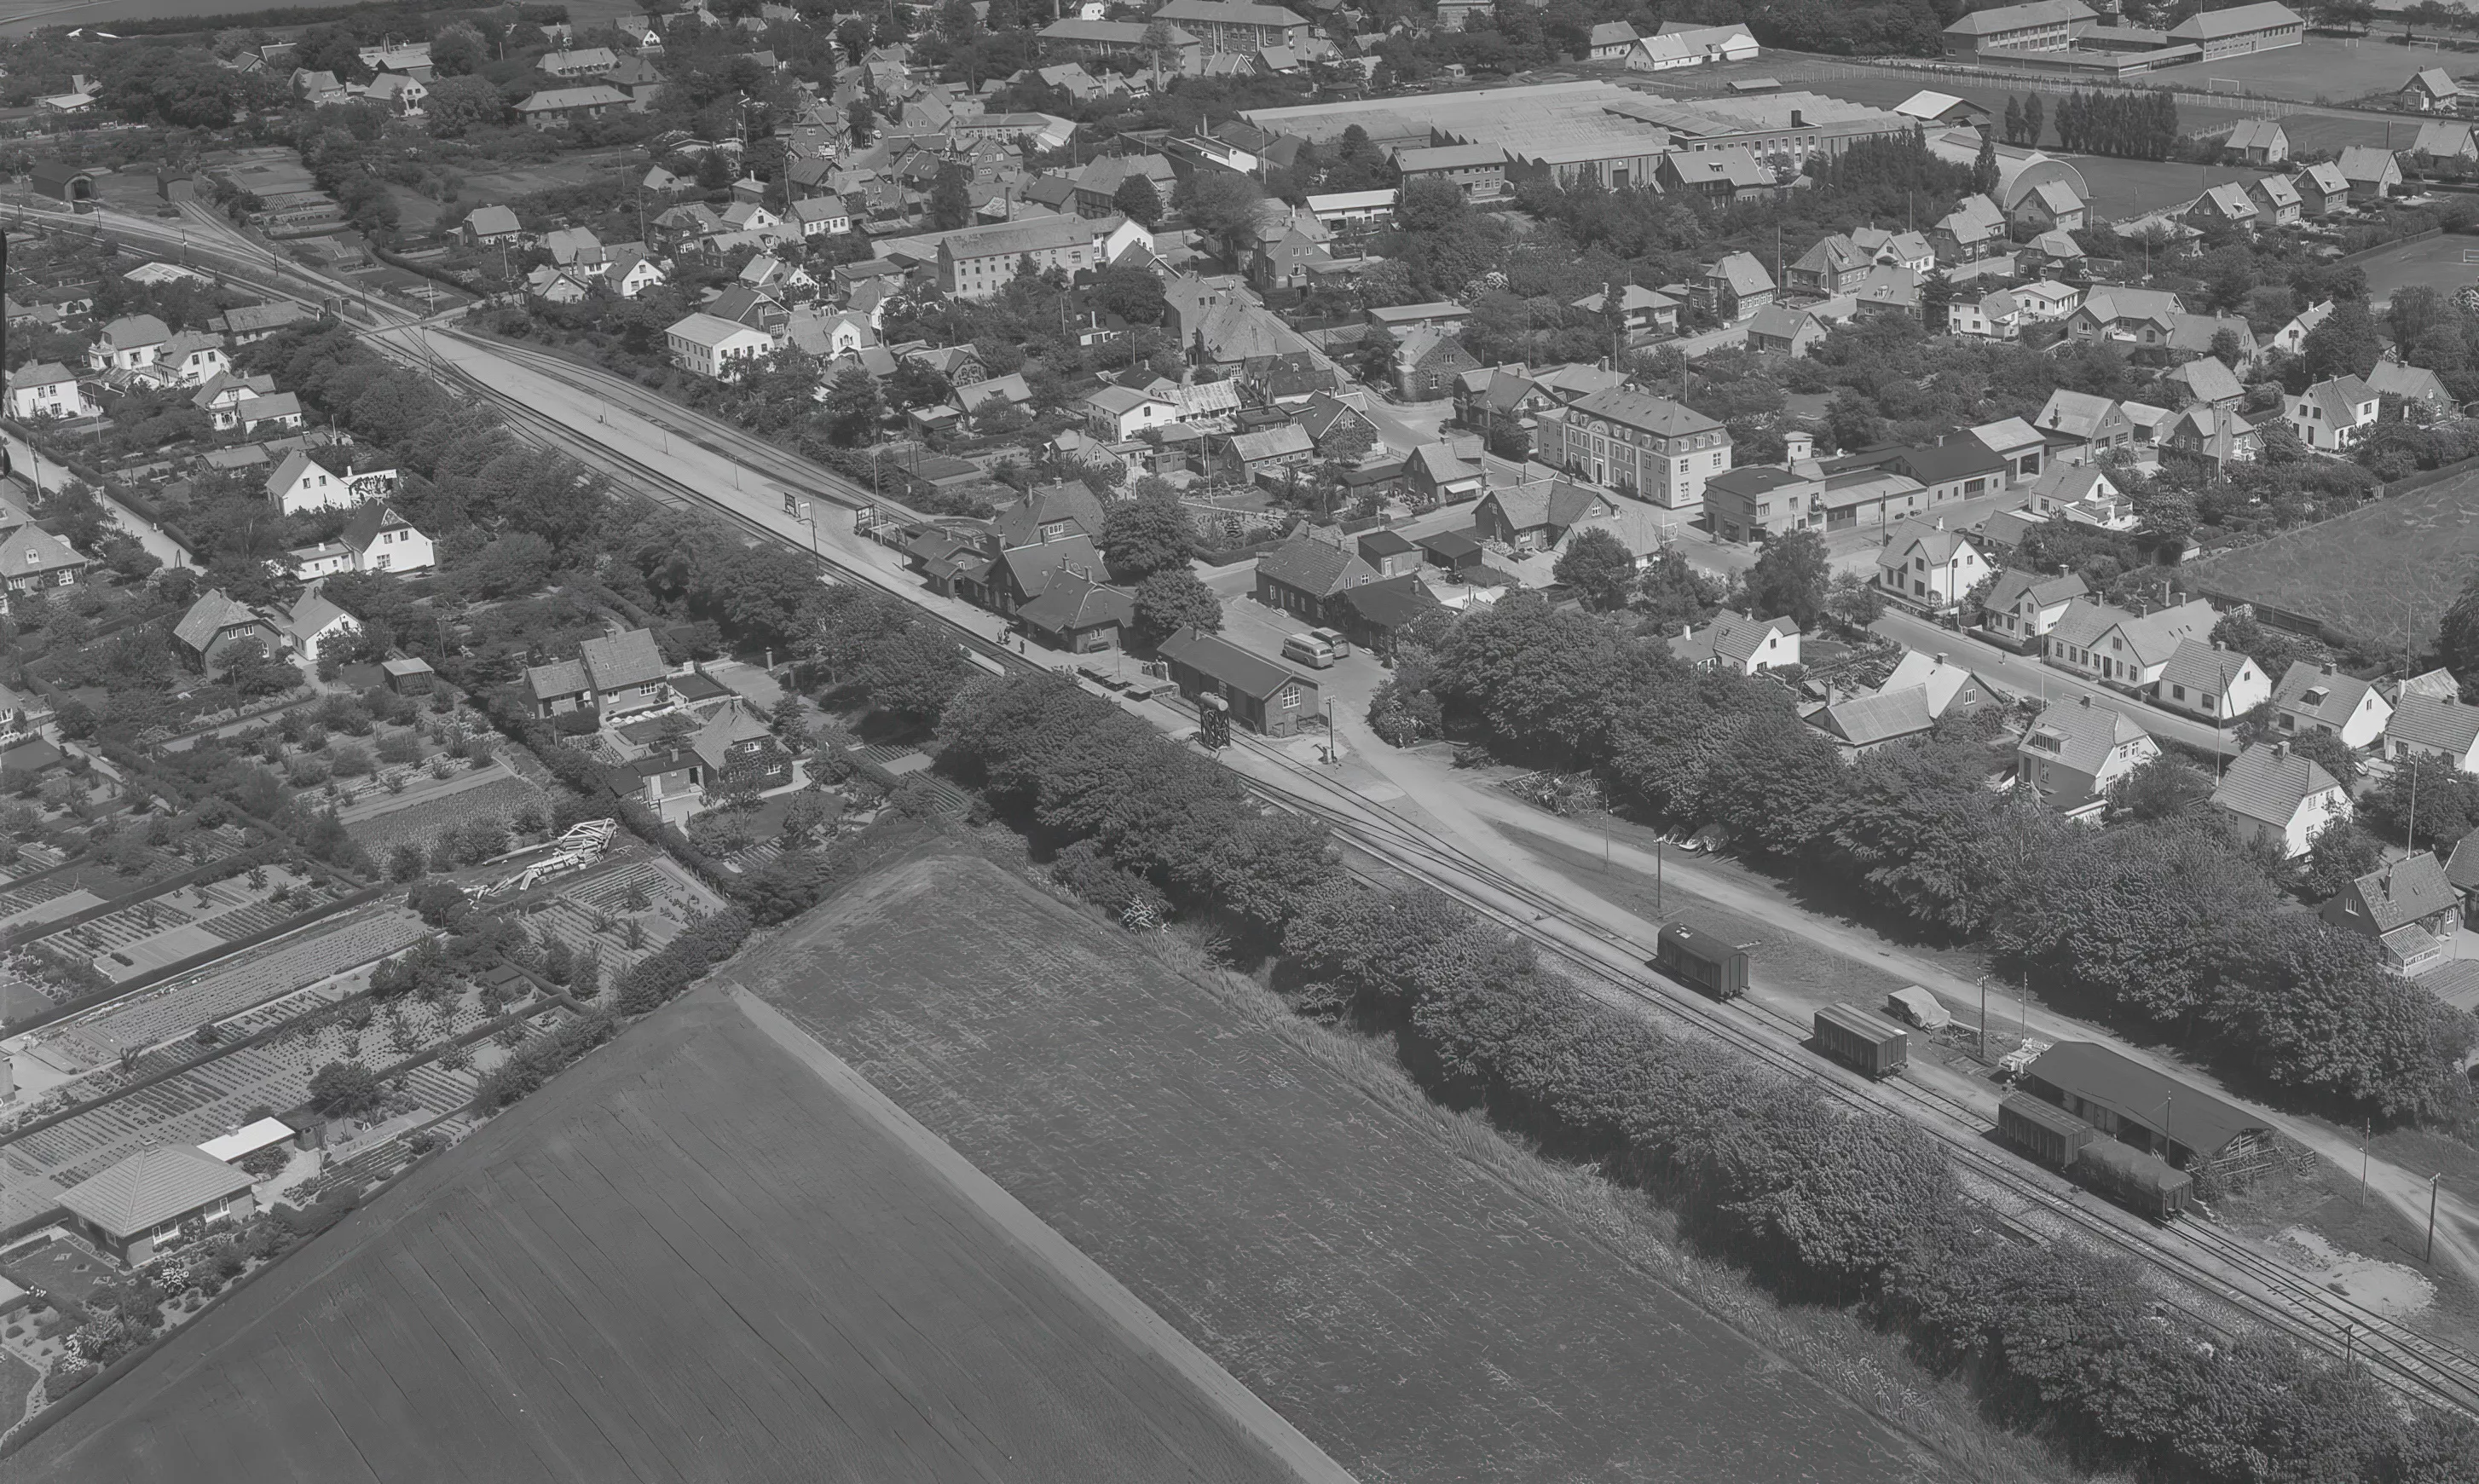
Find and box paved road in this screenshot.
[1873,606,2237,754]
[2,430,192,570]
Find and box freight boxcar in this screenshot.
[1812,1002,1910,1078]
[1998,1092,2095,1169]
[2072,1137,2193,1221]
[1652,922,1748,1001]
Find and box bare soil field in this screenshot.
[456,153,640,208]
[723,846,1956,1484]
[5,989,1312,1484]
[2183,467,2479,654]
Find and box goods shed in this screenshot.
[2018,1041,2283,1192]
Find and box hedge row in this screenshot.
[939,671,2475,1483]
[611,908,753,1017]
[471,1010,620,1112]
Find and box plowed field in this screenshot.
[7,990,1317,1484]
[724,850,1947,1484]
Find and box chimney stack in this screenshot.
[1934,652,1946,665]
[2079,693,2092,707]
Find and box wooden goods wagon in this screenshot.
[1813,1002,1909,1078]
[1652,922,1748,1001]
[1998,1092,2095,1169]
[2072,1137,2193,1221]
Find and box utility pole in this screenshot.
[2361,1118,2371,1205]
[1978,973,1988,1061]
[2429,1174,2444,1263]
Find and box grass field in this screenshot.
[8,990,1312,1484]
[722,846,1961,1484]
[2351,230,2479,305]
[2147,35,2449,106]
[2183,465,2479,655]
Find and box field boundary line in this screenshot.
[727,986,1363,1484]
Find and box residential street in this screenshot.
[1872,606,2237,754]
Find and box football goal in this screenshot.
[2461,247,2479,264]
[2207,77,2249,95]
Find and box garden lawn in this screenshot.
[2183,466,2479,655]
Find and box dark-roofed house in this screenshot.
[2210,740,2347,857]
[1533,389,1731,510]
[1016,569,1135,653]
[2271,659,2392,750]
[0,520,90,611]
[989,537,1106,617]
[2153,639,2268,722]
[1472,480,1617,551]
[1155,625,1322,736]
[2324,851,2456,973]
[2385,690,2479,772]
[1214,424,1316,484]
[173,589,283,672]
[60,1144,257,1265]
[1332,572,1437,656]
[1356,528,1420,578]
[524,627,671,718]
[1255,534,1378,620]
[2018,1041,2282,1191]
[2017,695,2155,810]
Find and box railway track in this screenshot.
[1204,723,2479,1415]
[26,208,2479,1412]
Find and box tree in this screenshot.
[847,96,877,145]
[1637,547,1719,629]
[2023,93,2043,146]
[422,75,504,137]
[1972,133,2001,197]
[2106,754,2212,821]
[821,366,883,445]
[1131,569,1223,644]
[929,161,973,231]
[1552,528,1636,611]
[429,21,485,75]
[1112,174,1164,228]
[2003,96,2025,147]
[1099,490,1194,580]
[308,1060,383,1118]
[2302,299,2384,384]
[1177,170,1264,243]
[2299,817,2384,900]
[835,15,875,61]
[1746,529,1832,631]
[217,637,296,698]
[2287,726,2361,787]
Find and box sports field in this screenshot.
[724,849,1950,1484]
[2183,465,2479,655]
[8,990,1318,1484]
[2148,35,2450,106]
[2353,231,2479,307]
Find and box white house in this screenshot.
[2387,690,2479,771]
[665,312,774,381]
[341,504,435,575]
[2270,659,2392,749]
[1084,384,1178,441]
[5,362,94,421]
[2211,740,2349,857]
[154,331,230,388]
[2153,638,2268,722]
[604,252,667,299]
[2285,375,2380,451]
[1874,521,1988,615]
[265,450,395,515]
[1979,568,2088,651]
[791,196,852,236]
[89,314,170,373]
[2043,597,2216,690]
[2018,695,2157,811]
[1668,611,1800,674]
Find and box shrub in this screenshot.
[307,1060,383,1118]
[610,908,751,1015]
[471,1011,619,1110]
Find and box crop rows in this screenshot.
[49,909,427,1061]
[0,878,78,925]
[344,775,548,857]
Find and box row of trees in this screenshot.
[1382,592,2474,1122]
[913,663,2471,1483]
[2050,89,2183,161]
